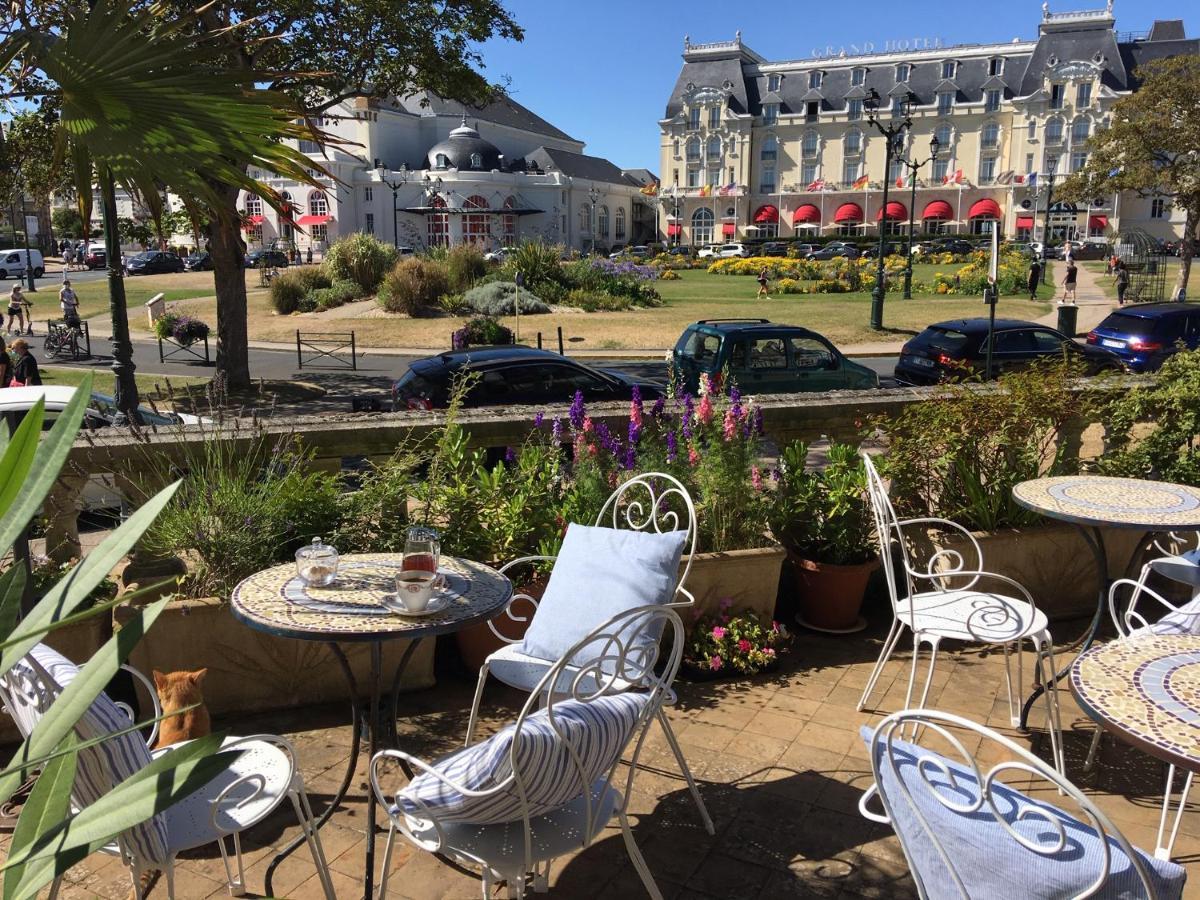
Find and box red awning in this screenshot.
[876,201,907,222]
[833,203,863,223]
[1089,215,1108,230]
[722,222,736,236]
[1016,215,1035,228]
[968,198,1002,219]
[296,214,331,226]
[792,204,820,225]
[922,200,953,220]
[241,215,263,230]
[753,204,779,224]
[666,224,681,236]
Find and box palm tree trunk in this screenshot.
[99,165,141,423]
[209,185,251,390]
[1175,205,1197,301]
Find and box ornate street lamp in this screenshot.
[1040,171,1058,285]
[588,186,601,255]
[864,88,916,330]
[372,160,408,249]
[899,133,941,299]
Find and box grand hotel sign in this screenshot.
[810,36,944,60]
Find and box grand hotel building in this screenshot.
[658,5,1197,246]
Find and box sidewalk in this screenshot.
[1033,260,1115,336]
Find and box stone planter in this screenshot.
[929,523,1146,622]
[682,545,787,626]
[113,596,435,718]
[790,553,879,632]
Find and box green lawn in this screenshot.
[52,271,257,323]
[40,366,210,400]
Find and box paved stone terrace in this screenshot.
[10,615,1200,899]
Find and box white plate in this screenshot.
[381,592,451,618]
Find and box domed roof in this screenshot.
[426,119,503,172]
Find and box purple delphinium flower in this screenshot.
[682,394,695,439]
[594,422,620,457]
[729,384,741,405]
[752,407,764,436]
[666,429,678,463]
[534,411,544,428]
[770,467,782,483]
[624,447,637,471]
[551,418,563,442]
[568,390,586,430]
[504,446,517,464]
[650,396,665,420]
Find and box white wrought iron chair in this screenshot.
[463,472,714,835]
[1085,547,1200,860]
[856,454,1064,772]
[0,643,335,900]
[373,604,685,899]
[859,709,1186,899]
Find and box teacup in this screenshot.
[393,570,437,613]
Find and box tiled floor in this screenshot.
[7,615,1198,899]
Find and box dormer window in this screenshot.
[469,152,482,168]
[941,60,957,80]
[896,63,910,83]
[852,68,865,86]
[937,91,954,115]
[986,89,1001,112]
[768,73,781,92]
[435,153,450,169]
[808,70,823,90]
[989,57,1004,76]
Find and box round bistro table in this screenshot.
[1012,476,1200,728]
[231,553,512,900]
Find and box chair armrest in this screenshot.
[498,555,558,576]
[909,569,1037,607]
[113,663,161,750]
[488,556,557,642]
[897,518,984,588]
[1109,577,1185,637]
[858,783,891,825]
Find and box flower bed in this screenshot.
[684,606,790,677]
[153,310,210,345]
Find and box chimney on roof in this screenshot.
[1146,20,1187,41]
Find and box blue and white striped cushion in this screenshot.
[398,692,649,825]
[4,645,170,866]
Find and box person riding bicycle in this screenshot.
[59,280,81,329]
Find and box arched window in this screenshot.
[502,196,517,245]
[761,135,777,161]
[691,207,714,245]
[463,195,490,244]
[707,136,722,160]
[598,205,610,238]
[802,130,819,158]
[1045,117,1064,144]
[244,194,262,217]
[1071,117,1090,144]
[935,124,952,148]
[981,122,1000,150]
[308,191,328,216]
[434,153,451,169]
[580,203,591,233]
[844,129,862,155]
[686,138,700,161]
[614,207,626,241]
[427,196,448,247]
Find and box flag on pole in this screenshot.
[1027,172,1038,189]
[698,185,711,197]
[806,179,825,192]
[953,169,964,185]
[852,174,869,190]
[718,183,737,196]
[1015,174,1026,184]
[988,225,999,285]
[639,183,658,196]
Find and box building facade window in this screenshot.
[691,207,714,244]
[985,89,1001,112]
[672,139,680,158]
[1071,150,1088,172]
[989,57,1004,76]
[935,124,952,148]
[979,156,997,184]
[469,152,482,168]
[852,68,865,86]
[801,162,818,183]
[1025,153,1035,172]
[896,63,910,83]
[244,194,263,217]
[428,196,448,247]
[842,158,859,185]
[615,207,626,241]
[708,166,722,187]
[844,129,862,154]
[707,136,722,159]
[1050,83,1064,109]
[981,122,1000,149]
[768,73,781,91]
[434,153,450,169]
[1076,82,1092,107]
[937,92,954,115]
[363,186,373,203]
[759,164,776,193]
[809,70,823,89]
[932,157,950,183]
[1045,153,1060,174]
[689,107,700,130]
[299,139,320,154]
[686,137,700,161]
[1045,117,1064,144]
[888,157,904,183]
[1071,117,1089,144]
[502,196,517,245]
[364,213,374,235]
[579,203,590,233]
[309,191,328,216]
[598,205,609,238]
[311,224,328,244]
[848,98,863,121]
[709,106,720,128]
[891,95,906,118]
[1028,118,1036,140]
[672,168,679,186]
[686,167,700,188]
[1151,197,1168,219]
[761,135,777,161]
[763,103,779,125]
[806,100,820,122]
[802,130,819,158]
[941,60,956,79]
[462,195,490,244]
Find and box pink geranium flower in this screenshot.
[709,655,723,671]
[738,639,752,653]
[711,625,727,640]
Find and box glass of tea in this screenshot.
[402,526,440,575]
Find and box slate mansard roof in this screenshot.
[664,16,1198,120]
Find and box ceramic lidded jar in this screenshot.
[295,537,339,587]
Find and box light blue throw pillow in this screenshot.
[860,725,1186,899]
[521,522,686,667]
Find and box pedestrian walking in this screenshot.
[756,266,770,299]
[0,336,11,388]
[306,246,313,265]
[59,279,80,328]
[1115,260,1130,306]
[1027,258,1042,301]
[1063,242,1076,265]
[63,244,75,271]
[5,285,26,333]
[1061,260,1078,304]
[9,338,40,386]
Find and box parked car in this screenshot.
[695,244,721,259]
[672,319,878,395]
[245,248,290,269]
[666,246,694,257]
[127,250,185,275]
[1086,303,1200,373]
[184,251,213,271]
[484,246,516,263]
[84,244,106,270]
[790,243,818,259]
[0,249,44,279]
[398,246,416,257]
[759,242,789,257]
[860,242,902,259]
[391,347,665,411]
[609,245,652,260]
[716,243,750,258]
[809,242,859,260]
[930,238,977,255]
[895,318,1122,385]
[1058,241,1110,261]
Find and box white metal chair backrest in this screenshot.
[1110,553,1200,638]
[862,709,1162,899]
[595,472,698,608]
[862,453,908,613]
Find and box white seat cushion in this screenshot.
[900,589,1049,643]
[398,692,649,825]
[485,643,641,696]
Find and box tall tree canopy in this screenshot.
[1058,55,1200,299]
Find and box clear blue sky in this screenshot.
[477,0,1193,171]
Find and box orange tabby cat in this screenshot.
[151,668,210,749]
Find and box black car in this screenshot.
[809,242,860,260]
[759,242,789,257]
[391,346,666,411]
[666,246,693,257]
[895,318,1123,385]
[1059,242,1110,261]
[245,249,290,269]
[930,238,977,255]
[126,250,185,275]
[860,242,903,259]
[184,251,213,271]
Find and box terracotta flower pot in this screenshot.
[790,552,879,633]
[454,576,545,671]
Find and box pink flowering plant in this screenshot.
[684,602,790,676]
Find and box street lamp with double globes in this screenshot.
[899,133,941,299]
[372,161,409,249]
[587,186,601,255]
[863,88,916,331]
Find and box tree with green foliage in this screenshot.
[1058,55,1200,300]
[50,206,82,239]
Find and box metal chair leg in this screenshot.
[656,708,715,835]
[379,824,397,899]
[290,785,336,900]
[858,618,904,712]
[619,811,664,900]
[465,662,491,746]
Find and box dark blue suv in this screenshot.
[1086,303,1200,372]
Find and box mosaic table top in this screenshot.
[231,554,512,643]
[1070,634,1200,774]
[1013,476,1200,529]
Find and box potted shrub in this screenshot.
[767,440,878,632]
[683,604,791,680]
[153,309,210,346]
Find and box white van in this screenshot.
[0,249,44,278]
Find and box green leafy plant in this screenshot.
[767,441,875,565]
[501,240,566,292]
[324,233,399,293]
[684,608,790,676]
[444,243,489,292]
[307,278,364,312]
[377,257,451,315]
[462,281,550,315]
[452,315,513,349]
[269,267,332,314]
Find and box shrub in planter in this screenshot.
[463,281,550,316]
[153,310,210,345]
[269,266,331,314]
[684,608,790,677]
[378,256,451,314]
[452,315,513,349]
[325,232,398,292]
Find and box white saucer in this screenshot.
[382,592,450,618]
